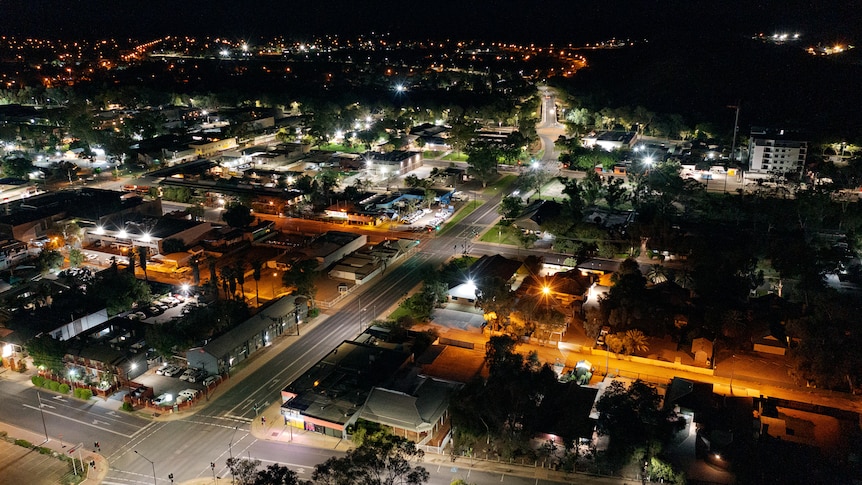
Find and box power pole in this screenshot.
[729,102,741,165]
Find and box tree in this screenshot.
[499,196,524,221]
[234,261,247,302]
[253,463,307,485]
[26,335,67,375]
[223,203,255,228]
[68,248,84,268]
[580,170,604,206]
[622,329,649,355]
[127,248,136,275]
[138,246,149,282]
[312,434,429,485]
[448,120,476,154]
[251,260,263,306]
[91,268,152,315]
[595,380,683,470]
[2,156,34,178]
[37,249,64,273]
[558,176,584,219]
[603,177,629,209]
[227,457,262,485]
[465,144,498,188]
[282,259,318,307]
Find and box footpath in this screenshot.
[0,374,109,485]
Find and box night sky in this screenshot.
[7,0,862,43]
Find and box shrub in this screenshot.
[308,308,320,318]
[48,381,60,392]
[31,375,45,387]
[122,402,134,412]
[58,384,70,394]
[38,446,52,455]
[14,439,32,448]
[74,388,92,400]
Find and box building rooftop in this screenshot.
[282,340,412,427]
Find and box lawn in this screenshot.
[318,143,364,153]
[440,200,480,234]
[387,305,410,321]
[479,222,522,245]
[485,174,517,194]
[423,150,447,159]
[442,151,469,162]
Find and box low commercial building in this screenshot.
[186,295,307,375]
[582,131,638,151]
[85,217,214,257]
[297,231,367,271]
[280,339,413,438]
[366,150,423,177]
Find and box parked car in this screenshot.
[164,366,184,378]
[179,368,196,381]
[177,389,198,403]
[152,393,173,405]
[155,364,176,376]
[188,369,208,383]
[202,375,220,386]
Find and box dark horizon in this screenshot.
[8,0,862,43]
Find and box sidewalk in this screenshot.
[0,421,108,485]
[139,313,332,422]
[247,399,629,485]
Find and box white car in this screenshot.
[152,393,173,406]
[177,389,199,403]
[202,375,220,386]
[179,368,196,381]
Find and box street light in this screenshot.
[134,450,157,485]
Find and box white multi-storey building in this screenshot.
[748,128,807,175]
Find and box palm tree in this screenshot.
[647,264,668,284]
[138,246,149,282]
[127,249,136,275]
[251,260,263,306]
[623,329,649,356]
[233,262,246,303]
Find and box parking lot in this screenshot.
[130,363,221,410]
[127,292,202,324]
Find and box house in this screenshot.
[520,269,594,314]
[514,200,562,235]
[355,376,461,445]
[448,254,526,302]
[186,295,308,375]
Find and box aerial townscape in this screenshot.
[1,2,862,485]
